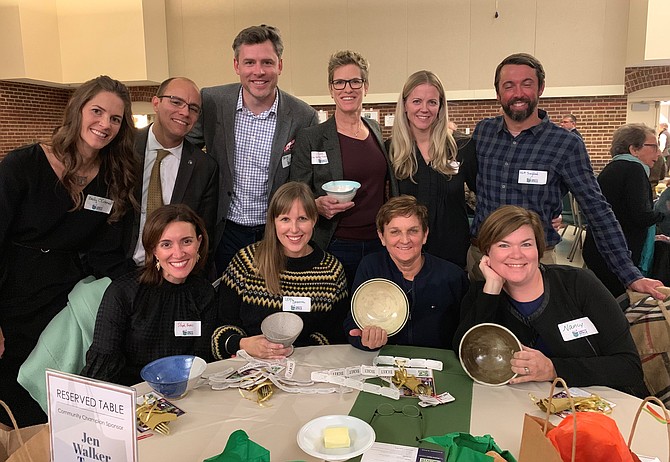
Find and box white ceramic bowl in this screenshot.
[322,180,361,203]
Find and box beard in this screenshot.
[501,96,538,122]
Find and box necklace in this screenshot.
[74,175,88,186]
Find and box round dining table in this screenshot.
[136,344,668,461]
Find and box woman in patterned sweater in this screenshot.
[212,182,348,360]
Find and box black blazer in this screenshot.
[290,116,399,249]
[125,126,219,263]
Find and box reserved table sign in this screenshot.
[46,370,137,462]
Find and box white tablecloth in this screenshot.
[136,345,668,461]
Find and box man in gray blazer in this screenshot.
[188,25,318,273]
[127,77,218,271]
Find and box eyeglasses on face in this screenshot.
[643,143,661,151]
[330,78,365,90]
[156,95,201,115]
[369,403,424,440]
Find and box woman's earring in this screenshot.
[196,253,201,262]
[155,259,160,270]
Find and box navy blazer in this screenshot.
[290,115,399,249]
[187,83,318,245]
[126,126,219,263]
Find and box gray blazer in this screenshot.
[289,116,399,249]
[187,83,318,245]
[126,126,219,261]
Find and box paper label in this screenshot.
[558,316,598,341]
[311,151,329,164]
[518,169,548,185]
[283,296,311,312]
[174,321,201,337]
[281,154,291,168]
[84,194,114,214]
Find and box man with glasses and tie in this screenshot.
[188,25,318,273]
[126,77,218,270]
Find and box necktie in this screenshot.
[146,149,170,218]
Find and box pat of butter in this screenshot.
[323,426,350,449]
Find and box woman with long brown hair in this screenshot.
[212,182,348,359]
[0,75,138,427]
[82,204,216,386]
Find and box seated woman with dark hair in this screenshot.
[212,182,348,360]
[453,205,647,396]
[82,204,217,386]
[344,195,468,351]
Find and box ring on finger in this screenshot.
[524,366,530,375]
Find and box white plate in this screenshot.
[351,278,409,336]
[297,415,375,461]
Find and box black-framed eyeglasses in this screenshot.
[156,95,201,115]
[330,78,366,90]
[643,143,661,151]
[369,403,424,441]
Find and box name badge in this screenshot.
[518,170,548,185]
[311,151,329,165]
[83,195,114,214]
[174,321,201,337]
[558,317,598,341]
[281,153,291,169]
[283,296,311,312]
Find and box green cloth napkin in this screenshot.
[348,345,474,461]
[204,430,270,462]
[423,432,517,462]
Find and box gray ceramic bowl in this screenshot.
[458,323,522,386]
[261,312,304,347]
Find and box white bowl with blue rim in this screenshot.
[140,355,207,399]
[322,180,361,203]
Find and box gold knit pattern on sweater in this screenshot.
[222,243,347,312]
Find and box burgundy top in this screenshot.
[335,132,387,240]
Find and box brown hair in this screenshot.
[376,195,429,234]
[494,53,546,94]
[232,24,283,59]
[140,204,209,285]
[255,182,318,294]
[476,205,546,258]
[50,75,139,222]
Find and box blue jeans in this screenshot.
[215,220,265,275]
[328,238,383,293]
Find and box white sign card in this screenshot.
[46,370,137,462]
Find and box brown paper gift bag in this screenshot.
[627,396,670,462]
[0,401,50,462]
[518,378,578,462]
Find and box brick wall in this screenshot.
[0,80,635,172]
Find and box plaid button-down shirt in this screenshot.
[471,109,642,286]
[227,88,279,226]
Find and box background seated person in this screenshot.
[82,204,216,386]
[453,205,647,397]
[345,195,468,351]
[212,182,348,360]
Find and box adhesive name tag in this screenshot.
[518,170,548,185]
[174,321,201,337]
[83,195,114,214]
[558,316,598,341]
[283,296,311,312]
[281,154,291,168]
[311,151,329,164]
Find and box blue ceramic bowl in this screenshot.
[140,355,207,399]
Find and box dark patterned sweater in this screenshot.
[212,242,348,359]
